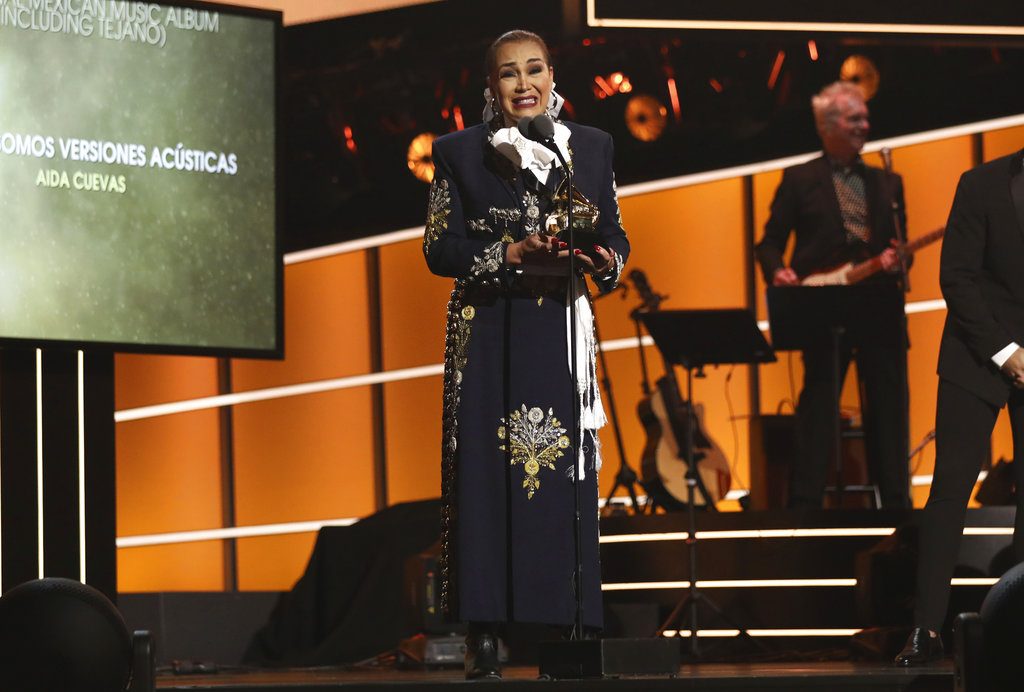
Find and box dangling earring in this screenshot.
[482,87,503,126]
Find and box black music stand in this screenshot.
[639,309,775,657]
[767,285,904,505]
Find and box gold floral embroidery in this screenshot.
[450,296,474,380]
[423,178,451,255]
[498,405,570,499]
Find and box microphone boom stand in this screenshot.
[529,116,680,679]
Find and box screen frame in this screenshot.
[0,0,285,360]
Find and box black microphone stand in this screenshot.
[521,116,585,641]
[880,148,910,293]
[879,147,912,507]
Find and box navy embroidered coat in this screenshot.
[424,121,629,627]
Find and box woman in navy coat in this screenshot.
[423,29,629,679]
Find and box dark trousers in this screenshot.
[790,337,911,508]
[913,378,1024,631]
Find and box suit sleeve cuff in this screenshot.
[992,342,1020,368]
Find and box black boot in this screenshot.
[894,627,944,666]
[465,622,501,680]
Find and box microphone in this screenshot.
[517,114,556,146]
[880,147,893,172]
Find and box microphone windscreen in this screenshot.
[517,116,534,138]
[880,147,893,171]
[531,114,556,140]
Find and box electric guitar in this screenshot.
[800,227,945,286]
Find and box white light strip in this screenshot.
[278,113,1024,261]
[284,226,426,265]
[113,299,947,423]
[704,579,858,588]
[905,299,947,315]
[36,349,44,578]
[662,629,863,637]
[607,577,995,591]
[601,528,896,543]
[700,528,895,540]
[593,18,1024,36]
[114,363,444,422]
[601,532,689,544]
[77,351,86,583]
[584,2,1024,37]
[597,335,655,353]
[601,526,1011,545]
[603,579,857,590]
[951,578,999,586]
[604,580,690,590]
[913,470,987,487]
[119,519,1013,550]
[962,528,1011,536]
[115,516,360,548]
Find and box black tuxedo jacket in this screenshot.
[937,150,1024,407]
[755,155,906,282]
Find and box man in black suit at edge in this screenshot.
[896,147,1024,665]
[755,81,910,509]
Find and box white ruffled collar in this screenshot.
[489,121,571,185]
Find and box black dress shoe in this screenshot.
[895,627,944,666]
[465,624,502,680]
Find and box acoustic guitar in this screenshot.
[800,227,945,286]
[629,270,731,509]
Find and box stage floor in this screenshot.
[156,660,953,691]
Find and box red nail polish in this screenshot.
[594,245,601,251]
[574,249,582,255]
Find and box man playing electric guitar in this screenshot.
[755,80,912,509]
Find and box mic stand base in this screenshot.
[539,637,680,680]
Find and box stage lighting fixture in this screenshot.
[593,72,634,100]
[407,133,437,183]
[624,94,669,142]
[0,577,151,692]
[767,50,786,90]
[343,125,357,153]
[840,55,880,100]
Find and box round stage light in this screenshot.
[624,94,669,142]
[407,133,437,183]
[840,55,880,100]
[0,578,134,692]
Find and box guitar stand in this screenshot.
[637,309,776,659]
[592,286,646,515]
